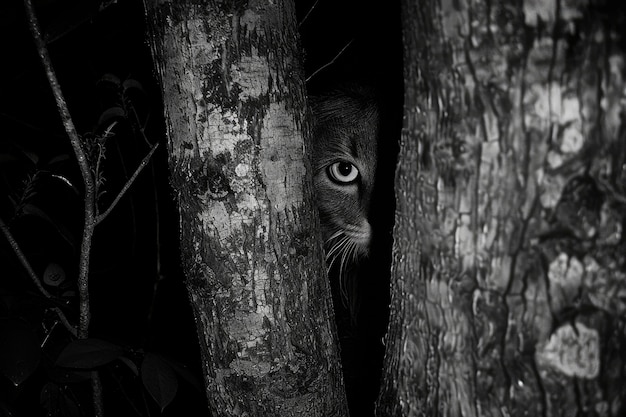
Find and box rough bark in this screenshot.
[378,0,626,416]
[143,1,348,416]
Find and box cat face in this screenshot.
[311,90,378,269]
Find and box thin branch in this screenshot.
[24,0,96,341]
[51,307,78,337]
[0,215,78,337]
[306,39,354,83]
[91,371,105,416]
[298,0,320,28]
[96,142,160,225]
[0,215,51,298]
[24,0,102,413]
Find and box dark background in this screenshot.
[0,0,402,415]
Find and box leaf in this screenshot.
[97,106,126,128]
[48,174,79,194]
[0,318,41,386]
[162,357,203,393]
[56,339,123,369]
[118,356,139,376]
[97,73,121,87]
[141,353,178,412]
[122,78,146,95]
[39,382,60,410]
[20,149,39,166]
[43,263,66,287]
[46,154,71,166]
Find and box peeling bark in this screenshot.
[378,0,626,416]
[144,1,348,415]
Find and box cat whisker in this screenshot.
[338,239,350,277]
[338,239,353,301]
[326,234,349,271]
[338,239,360,307]
[327,249,344,274]
[350,239,358,268]
[325,232,348,260]
[325,230,344,245]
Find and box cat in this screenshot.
[310,87,379,300]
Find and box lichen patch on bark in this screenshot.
[536,322,600,379]
[259,102,306,212]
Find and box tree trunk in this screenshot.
[378,0,626,416]
[143,1,348,416]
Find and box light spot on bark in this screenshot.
[583,256,626,316]
[546,150,563,169]
[548,253,583,287]
[197,200,232,240]
[537,169,565,209]
[524,0,556,28]
[609,55,625,84]
[559,125,583,154]
[188,18,218,66]
[559,0,585,21]
[560,95,580,124]
[601,54,626,139]
[235,163,250,177]
[234,55,271,98]
[531,83,561,122]
[440,0,468,38]
[548,252,583,310]
[455,212,475,270]
[536,322,600,379]
[230,358,272,378]
[236,193,262,213]
[598,202,622,245]
[240,9,261,35]
[488,255,512,290]
[203,111,247,156]
[259,102,305,212]
[227,309,268,353]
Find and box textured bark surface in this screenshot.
[144,1,348,416]
[378,0,626,416]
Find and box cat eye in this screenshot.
[327,161,359,184]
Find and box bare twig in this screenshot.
[298,0,320,28]
[91,371,105,416]
[23,0,102,415]
[24,0,96,341]
[0,216,51,298]
[96,142,160,224]
[0,216,78,337]
[51,307,78,337]
[306,39,354,83]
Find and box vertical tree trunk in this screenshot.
[378,0,626,416]
[143,1,348,416]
